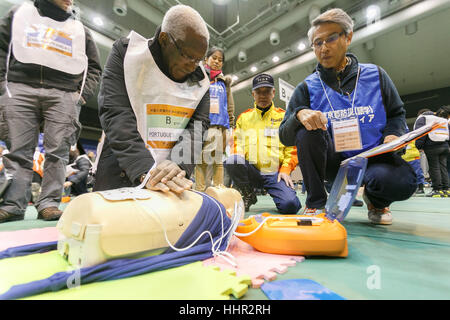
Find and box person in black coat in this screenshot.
[414,106,450,197]
[65,147,92,196]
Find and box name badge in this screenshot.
[264,128,278,137]
[331,117,362,152]
[210,97,220,114]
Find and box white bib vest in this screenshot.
[123,31,209,166]
[416,115,449,142]
[11,2,87,75]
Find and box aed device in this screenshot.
[235,213,348,257]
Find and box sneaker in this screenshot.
[37,207,63,221]
[426,190,443,198]
[352,199,364,207]
[302,207,325,215]
[363,193,392,225]
[438,190,448,198]
[0,209,24,223]
[415,184,425,195]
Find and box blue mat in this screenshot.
[261,279,345,300]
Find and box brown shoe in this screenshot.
[37,207,63,221]
[0,208,24,223]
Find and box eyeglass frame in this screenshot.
[311,31,346,49]
[166,32,204,65]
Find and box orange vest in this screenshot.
[33,151,45,177]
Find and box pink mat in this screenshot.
[203,236,304,288]
[0,227,58,251]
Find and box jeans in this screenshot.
[224,155,301,214]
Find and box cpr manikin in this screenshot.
[57,186,243,267]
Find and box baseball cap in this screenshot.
[252,73,275,90]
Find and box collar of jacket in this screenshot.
[34,0,72,22]
[148,27,206,84]
[254,101,275,118]
[316,53,359,89]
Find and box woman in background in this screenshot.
[195,47,235,191]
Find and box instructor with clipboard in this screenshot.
[279,8,417,225]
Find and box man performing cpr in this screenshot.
[94,5,211,193]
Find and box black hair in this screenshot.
[436,105,450,118]
[206,46,225,62]
[417,108,431,116]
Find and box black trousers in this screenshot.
[295,128,417,209]
[424,145,450,190]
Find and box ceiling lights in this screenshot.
[297,41,306,51]
[366,5,381,24]
[93,17,104,26]
[211,0,232,5]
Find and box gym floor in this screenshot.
[0,189,449,300]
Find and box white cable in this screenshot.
[234,215,324,237]
[130,187,240,267]
[132,167,323,264]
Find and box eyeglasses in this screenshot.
[167,32,204,65]
[311,31,345,49]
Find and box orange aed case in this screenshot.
[235,213,348,258]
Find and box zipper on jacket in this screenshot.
[40,66,43,85]
[336,74,343,95]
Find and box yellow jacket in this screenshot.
[232,102,298,174]
[402,141,420,162]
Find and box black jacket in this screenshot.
[279,53,407,147]
[0,0,102,104]
[93,27,210,191]
[67,155,91,184]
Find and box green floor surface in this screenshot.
[241,192,450,300]
[1,191,449,300]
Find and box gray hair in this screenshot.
[161,5,209,44]
[307,8,354,44]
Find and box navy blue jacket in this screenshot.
[279,54,406,147]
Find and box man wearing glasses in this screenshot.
[93,5,211,193]
[279,8,417,224]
